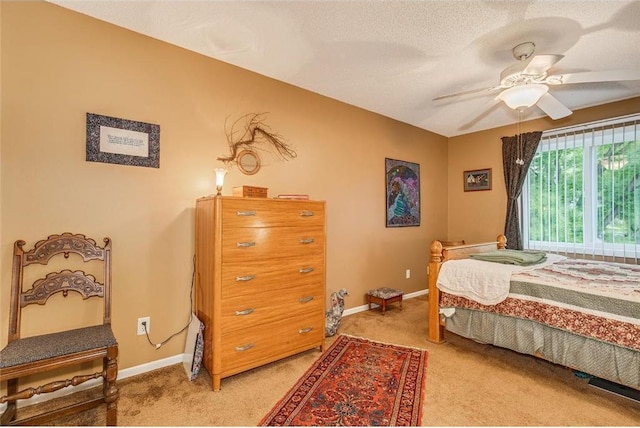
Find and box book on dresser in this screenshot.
[276,194,309,200]
[194,195,326,390]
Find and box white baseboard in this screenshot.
[1,288,428,412]
[118,354,185,380]
[343,288,427,316]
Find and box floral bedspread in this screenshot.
[439,258,640,351]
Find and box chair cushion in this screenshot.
[0,324,117,368]
[367,287,403,299]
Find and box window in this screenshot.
[522,114,640,262]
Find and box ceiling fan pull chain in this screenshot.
[516,109,525,166]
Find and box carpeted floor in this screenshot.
[18,295,640,425]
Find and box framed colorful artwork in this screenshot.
[385,158,420,227]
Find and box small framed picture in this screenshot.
[86,113,160,168]
[463,168,492,192]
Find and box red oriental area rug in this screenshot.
[259,335,428,426]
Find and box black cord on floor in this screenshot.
[142,255,195,349]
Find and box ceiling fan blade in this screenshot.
[433,85,501,101]
[523,54,564,75]
[551,69,640,85]
[536,93,572,120]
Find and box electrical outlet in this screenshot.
[137,317,150,336]
[405,269,411,279]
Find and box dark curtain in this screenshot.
[501,131,542,249]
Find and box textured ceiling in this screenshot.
[48,1,640,137]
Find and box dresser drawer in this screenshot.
[221,255,325,299]
[221,198,325,228]
[220,312,324,375]
[222,226,325,261]
[220,282,324,333]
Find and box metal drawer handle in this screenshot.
[299,238,315,244]
[235,308,255,316]
[300,210,315,217]
[298,327,313,334]
[299,267,314,273]
[299,296,314,303]
[236,210,257,216]
[236,275,256,282]
[237,241,256,247]
[235,343,254,352]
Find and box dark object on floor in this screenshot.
[573,370,592,379]
[367,287,404,315]
[588,377,640,402]
[0,233,119,426]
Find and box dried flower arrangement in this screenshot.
[217,113,296,169]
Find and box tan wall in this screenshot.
[0,2,448,371]
[447,97,640,244]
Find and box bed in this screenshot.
[427,235,640,391]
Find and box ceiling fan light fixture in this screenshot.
[498,84,549,110]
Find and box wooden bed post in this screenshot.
[427,240,445,343]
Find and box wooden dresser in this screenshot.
[195,196,326,390]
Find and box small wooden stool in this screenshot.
[366,287,403,315]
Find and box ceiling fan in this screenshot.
[434,42,640,120]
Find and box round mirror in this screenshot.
[236,150,261,175]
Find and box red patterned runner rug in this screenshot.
[259,334,428,426]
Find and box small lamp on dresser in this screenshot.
[214,168,228,196]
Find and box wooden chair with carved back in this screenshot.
[0,233,118,425]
